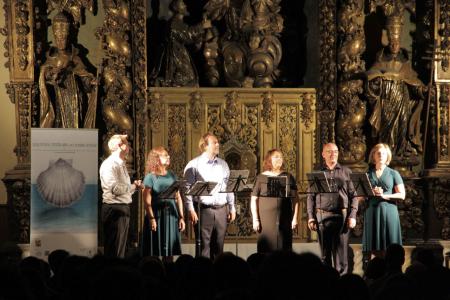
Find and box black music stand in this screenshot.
[305,171,335,265]
[350,173,375,197]
[159,180,187,199]
[185,181,218,257]
[306,171,334,194]
[221,169,249,255]
[267,175,290,198]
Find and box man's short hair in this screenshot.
[198,132,217,153]
[108,134,127,152]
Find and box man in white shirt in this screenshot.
[100,134,142,258]
[184,133,236,259]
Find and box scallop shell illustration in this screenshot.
[36,158,86,207]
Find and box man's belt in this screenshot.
[199,203,226,210]
[315,208,347,214]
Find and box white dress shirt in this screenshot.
[184,152,235,212]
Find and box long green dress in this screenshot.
[142,171,182,256]
[362,166,403,252]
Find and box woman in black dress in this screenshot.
[250,149,299,252]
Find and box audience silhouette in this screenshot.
[1,241,449,300]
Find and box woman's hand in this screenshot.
[150,218,157,231]
[373,186,384,197]
[291,218,298,230]
[179,218,186,232]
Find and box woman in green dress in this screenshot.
[142,146,185,260]
[362,143,405,258]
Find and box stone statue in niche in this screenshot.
[151,0,211,87]
[39,11,97,128]
[365,14,426,169]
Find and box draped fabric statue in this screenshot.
[365,15,425,164]
[151,0,210,87]
[39,12,97,128]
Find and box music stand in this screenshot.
[267,175,290,198]
[306,171,334,194]
[305,171,335,265]
[159,180,187,199]
[350,173,375,197]
[221,169,250,255]
[185,181,218,257]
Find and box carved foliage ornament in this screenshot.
[223,91,242,139]
[149,92,164,131]
[438,0,450,71]
[6,179,31,243]
[439,84,449,158]
[261,91,274,127]
[279,105,297,174]
[6,83,33,164]
[168,105,187,178]
[14,0,30,71]
[189,91,203,129]
[398,181,424,236]
[433,179,450,240]
[300,93,314,130]
[318,0,337,111]
[131,0,147,177]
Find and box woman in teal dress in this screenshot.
[363,143,405,258]
[142,146,185,260]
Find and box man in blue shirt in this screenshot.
[184,133,236,259]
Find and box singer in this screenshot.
[183,132,236,259]
[306,143,358,274]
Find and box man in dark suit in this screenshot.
[307,143,359,274]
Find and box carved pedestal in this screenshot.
[2,168,30,243]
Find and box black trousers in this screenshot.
[317,213,349,274]
[193,204,228,260]
[102,203,130,258]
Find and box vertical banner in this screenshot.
[30,128,98,259]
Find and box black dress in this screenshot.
[251,172,297,252]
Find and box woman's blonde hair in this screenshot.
[145,146,169,174]
[369,143,392,165]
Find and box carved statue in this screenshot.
[365,14,425,166]
[202,0,282,87]
[39,12,97,128]
[151,0,211,87]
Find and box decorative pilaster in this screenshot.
[1,0,35,243]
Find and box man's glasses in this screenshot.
[325,150,339,154]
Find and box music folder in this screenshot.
[266,175,290,198]
[185,181,218,197]
[159,180,187,199]
[350,173,375,197]
[222,169,250,193]
[306,171,333,193]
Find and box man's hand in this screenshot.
[228,210,236,222]
[133,180,144,190]
[347,217,356,229]
[253,219,261,233]
[189,210,198,224]
[308,218,318,231]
